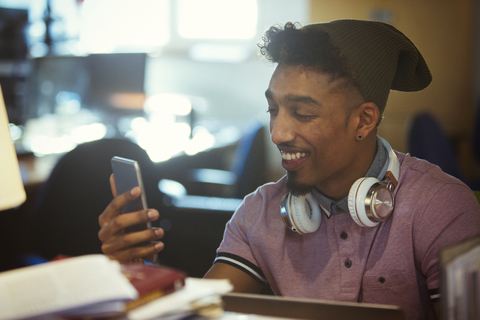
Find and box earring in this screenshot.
[358,134,363,140]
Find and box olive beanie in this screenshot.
[304,19,432,112]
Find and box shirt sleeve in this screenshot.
[214,195,268,285]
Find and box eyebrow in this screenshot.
[265,89,321,107]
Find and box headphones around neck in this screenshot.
[280,137,400,234]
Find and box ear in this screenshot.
[355,102,380,139]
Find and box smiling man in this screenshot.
[265,63,370,198]
[98,20,480,320]
[205,21,480,319]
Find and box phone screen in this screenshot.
[111,156,148,216]
[111,156,156,262]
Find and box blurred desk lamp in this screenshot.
[0,86,26,211]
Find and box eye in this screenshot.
[295,112,316,121]
[266,107,278,116]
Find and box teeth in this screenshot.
[282,152,306,160]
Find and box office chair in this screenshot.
[28,138,238,278]
[29,138,166,261]
[407,112,464,181]
[183,120,268,199]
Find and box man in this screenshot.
[98,20,480,320]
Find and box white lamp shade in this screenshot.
[0,86,26,210]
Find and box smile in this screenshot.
[281,151,307,161]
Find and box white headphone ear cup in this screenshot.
[348,177,379,227]
[348,178,365,227]
[289,193,321,234]
[281,193,295,228]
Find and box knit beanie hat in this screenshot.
[304,19,432,112]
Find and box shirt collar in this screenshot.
[312,136,388,218]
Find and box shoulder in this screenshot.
[231,176,288,227]
[392,153,480,277]
[393,151,480,228]
[242,176,288,207]
[395,151,473,194]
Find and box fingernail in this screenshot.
[155,228,163,236]
[130,187,140,196]
[148,210,159,219]
[154,242,164,251]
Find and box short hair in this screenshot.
[258,22,356,84]
[258,20,432,118]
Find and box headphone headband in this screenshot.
[379,136,399,187]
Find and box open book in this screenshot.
[0,254,186,320]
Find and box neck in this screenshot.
[317,135,377,201]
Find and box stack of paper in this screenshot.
[126,277,233,320]
[0,254,233,320]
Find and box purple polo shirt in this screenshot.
[215,152,480,320]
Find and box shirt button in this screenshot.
[379,277,386,283]
[344,260,352,268]
[340,232,348,240]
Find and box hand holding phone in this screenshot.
[111,156,158,262]
[112,156,147,209]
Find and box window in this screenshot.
[80,0,170,53]
[177,0,257,40]
[79,0,258,54]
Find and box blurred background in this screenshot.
[2,0,480,181]
[1,0,480,275]
[1,0,310,182]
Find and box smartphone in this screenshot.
[111,156,157,262]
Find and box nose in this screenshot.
[270,110,295,145]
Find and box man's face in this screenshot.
[266,64,362,198]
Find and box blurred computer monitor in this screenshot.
[24,53,147,123]
[0,7,28,60]
[0,7,30,125]
[85,52,147,113]
[24,55,89,121]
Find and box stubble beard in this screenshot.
[286,171,315,196]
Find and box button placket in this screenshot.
[333,214,357,293]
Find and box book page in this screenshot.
[127,277,233,319]
[0,255,137,320]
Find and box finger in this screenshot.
[109,241,164,264]
[98,186,142,227]
[99,209,160,242]
[102,229,165,261]
[110,174,118,197]
[102,226,164,253]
